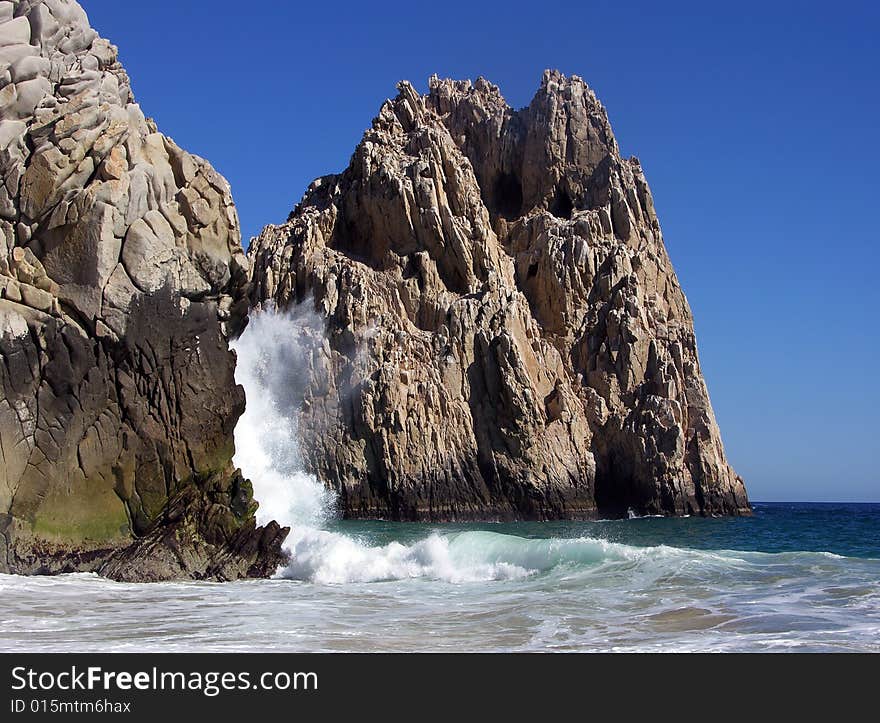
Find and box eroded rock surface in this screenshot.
[0,0,286,578]
[249,72,750,520]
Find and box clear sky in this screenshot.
[81,0,878,502]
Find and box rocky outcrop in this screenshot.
[248,71,750,520]
[0,0,286,579]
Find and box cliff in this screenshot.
[0,0,286,579]
[248,72,750,520]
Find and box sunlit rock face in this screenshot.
[0,0,286,579]
[248,72,750,520]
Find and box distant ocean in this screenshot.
[3,503,878,653]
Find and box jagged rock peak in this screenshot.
[248,72,750,521]
[0,0,286,579]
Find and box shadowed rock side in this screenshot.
[0,0,287,579]
[248,71,750,520]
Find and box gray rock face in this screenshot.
[248,72,750,520]
[0,0,286,579]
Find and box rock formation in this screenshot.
[0,0,286,579]
[248,72,750,520]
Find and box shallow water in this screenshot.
[2,504,878,653]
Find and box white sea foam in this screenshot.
[3,539,879,652]
[280,530,535,584]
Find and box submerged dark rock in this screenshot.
[0,0,287,579]
[248,72,750,520]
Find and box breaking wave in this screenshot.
[230,309,878,596]
[232,308,335,531]
[233,307,548,583]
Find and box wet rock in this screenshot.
[0,0,286,580]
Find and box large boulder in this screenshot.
[0,0,286,579]
[248,72,750,520]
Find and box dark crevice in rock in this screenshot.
[550,187,574,220]
[488,172,523,220]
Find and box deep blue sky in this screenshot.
[82,1,878,502]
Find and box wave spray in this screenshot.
[231,307,535,583]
